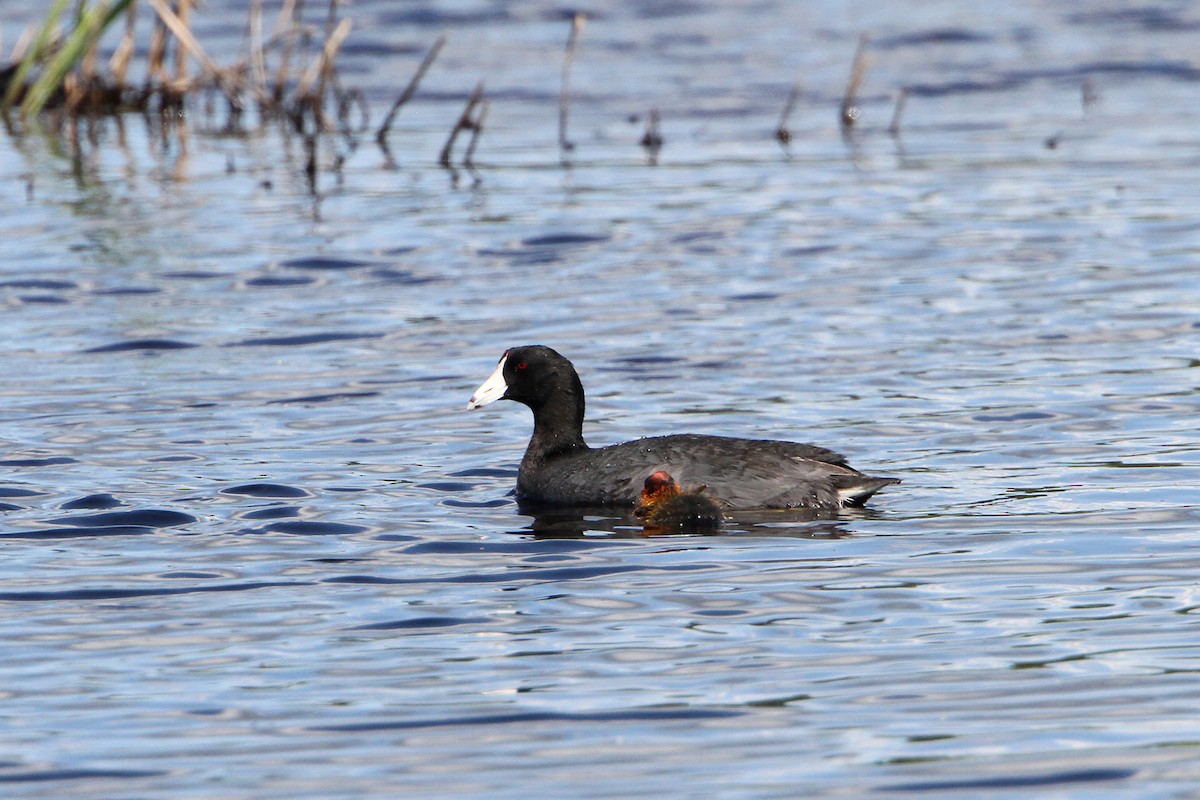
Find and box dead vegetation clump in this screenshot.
[2,0,375,139]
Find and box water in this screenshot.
[2,0,1200,796]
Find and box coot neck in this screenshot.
[523,370,589,465]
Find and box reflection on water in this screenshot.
[513,504,861,539]
[2,0,1200,796]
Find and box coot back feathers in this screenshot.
[467,345,899,510]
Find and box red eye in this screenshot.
[516,361,527,370]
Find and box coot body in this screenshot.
[467,345,899,510]
[635,471,723,531]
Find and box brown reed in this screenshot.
[559,11,585,156]
[888,87,908,136]
[840,33,870,129]
[1,0,357,129]
[439,80,485,168]
[639,108,663,165]
[775,81,801,145]
[377,34,446,144]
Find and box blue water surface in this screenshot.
[1,0,1199,797]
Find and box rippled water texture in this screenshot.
[2,0,1200,797]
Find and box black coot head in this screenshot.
[467,345,579,412]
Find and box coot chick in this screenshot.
[635,471,723,531]
[467,345,899,510]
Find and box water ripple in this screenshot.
[311,707,741,734]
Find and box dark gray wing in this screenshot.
[520,434,896,510]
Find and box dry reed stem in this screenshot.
[249,0,267,101]
[888,87,907,136]
[175,0,190,84]
[1081,78,1098,112]
[219,26,304,108]
[336,86,367,131]
[147,7,167,88]
[62,72,79,108]
[108,2,138,88]
[272,0,300,103]
[303,131,317,189]
[316,20,352,123]
[323,0,339,40]
[376,34,445,141]
[640,108,663,166]
[294,16,351,107]
[559,11,585,153]
[81,24,98,83]
[10,24,37,65]
[463,97,488,167]
[274,0,300,38]
[439,80,484,167]
[840,33,869,129]
[775,81,801,144]
[146,0,222,86]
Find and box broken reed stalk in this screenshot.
[639,108,662,164]
[293,15,352,127]
[336,87,368,132]
[1081,78,1098,112]
[559,11,585,153]
[376,34,446,142]
[108,2,138,89]
[324,0,339,40]
[0,0,376,193]
[175,0,191,85]
[248,0,267,101]
[145,0,221,78]
[463,98,489,167]
[9,24,39,66]
[839,33,869,129]
[146,2,168,91]
[887,87,907,136]
[775,81,801,144]
[272,0,300,104]
[439,80,484,167]
[303,128,318,190]
[143,0,226,112]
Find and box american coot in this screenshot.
[467,345,900,510]
[635,471,723,531]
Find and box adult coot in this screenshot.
[467,345,899,510]
[634,471,723,531]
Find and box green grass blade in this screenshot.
[20,0,135,115]
[2,0,73,110]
